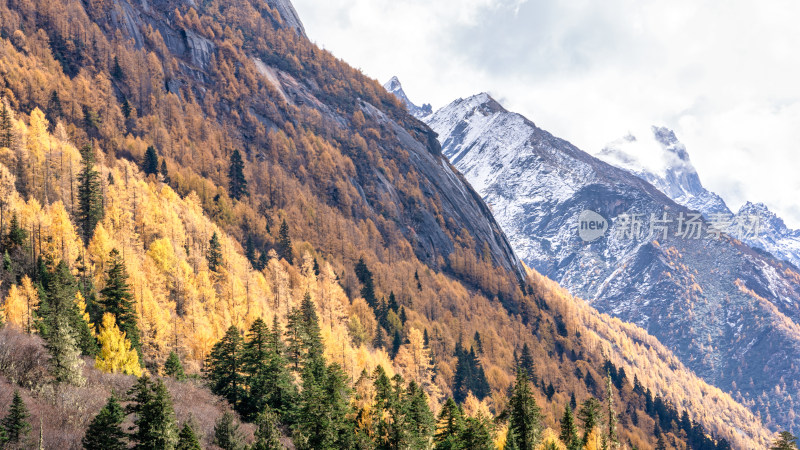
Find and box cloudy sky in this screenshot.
[292,0,800,228]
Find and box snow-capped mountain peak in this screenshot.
[382,76,432,118]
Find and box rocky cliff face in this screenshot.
[425,92,800,433]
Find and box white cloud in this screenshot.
[292,0,800,228]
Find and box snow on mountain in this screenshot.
[597,127,800,268]
[383,76,432,118]
[424,92,800,433]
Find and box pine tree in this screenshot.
[2,391,31,445]
[77,145,104,244]
[252,409,284,450]
[83,394,126,450]
[228,150,250,200]
[176,422,202,450]
[127,377,179,450]
[207,232,223,272]
[47,314,86,385]
[160,159,170,184]
[143,146,159,176]
[772,432,799,450]
[228,149,249,200]
[0,100,13,149]
[453,344,491,403]
[406,381,435,449]
[509,369,543,450]
[37,261,97,356]
[294,358,355,450]
[559,405,581,450]
[5,213,26,248]
[473,331,483,354]
[355,257,377,307]
[277,220,293,264]
[578,397,601,446]
[460,415,494,449]
[213,412,245,450]
[206,326,245,410]
[518,343,535,382]
[99,249,141,357]
[245,235,256,265]
[242,318,296,420]
[602,374,620,450]
[164,351,186,380]
[434,398,464,449]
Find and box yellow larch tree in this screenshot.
[394,327,442,407]
[96,313,143,376]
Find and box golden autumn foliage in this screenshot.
[95,313,142,377]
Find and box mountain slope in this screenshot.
[425,92,800,434]
[597,127,800,269]
[0,0,777,447]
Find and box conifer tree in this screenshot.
[518,343,535,382]
[127,377,179,450]
[206,326,245,409]
[473,331,483,354]
[2,391,31,445]
[213,412,245,450]
[406,381,435,448]
[37,260,97,356]
[207,232,223,272]
[277,220,293,264]
[95,313,142,376]
[453,344,490,403]
[160,159,170,184]
[252,409,284,450]
[602,373,620,450]
[771,432,799,450]
[164,351,186,380]
[176,422,201,450]
[143,146,159,176]
[242,318,296,420]
[5,213,26,249]
[434,398,464,449]
[47,313,87,385]
[294,358,355,449]
[578,397,601,446]
[509,369,543,450]
[245,235,256,265]
[83,394,126,450]
[99,249,141,357]
[0,100,13,149]
[460,414,495,449]
[77,145,104,244]
[559,405,581,450]
[176,425,201,450]
[228,149,249,200]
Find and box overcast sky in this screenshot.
[292,0,800,228]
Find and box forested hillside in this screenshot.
[0,0,778,448]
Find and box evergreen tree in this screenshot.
[473,331,483,354]
[164,351,186,380]
[453,344,491,403]
[160,159,170,184]
[228,149,249,200]
[414,269,422,290]
[83,394,126,450]
[433,398,464,450]
[518,343,535,382]
[37,260,97,356]
[213,412,245,450]
[655,434,667,450]
[242,318,296,420]
[245,235,256,265]
[355,257,377,307]
[569,393,577,412]
[559,405,581,450]
[602,373,620,450]
[99,249,141,357]
[2,391,31,445]
[46,313,86,385]
[508,369,543,450]
[77,145,104,244]
[277,220,293,264]
[207,232,223,272]
[0,100,13,149]
[252,409,285,450]
[5,213,26,249]
[294,356,355,449]
[578,397,601,446]
[206,326,245,410]
[127,377,179,450]
[460,415,494,449]
[176,422,202,450]
[406,381,435,449]
[48,90,63,120]
[772,432,800,450]
[143,146,159,176]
